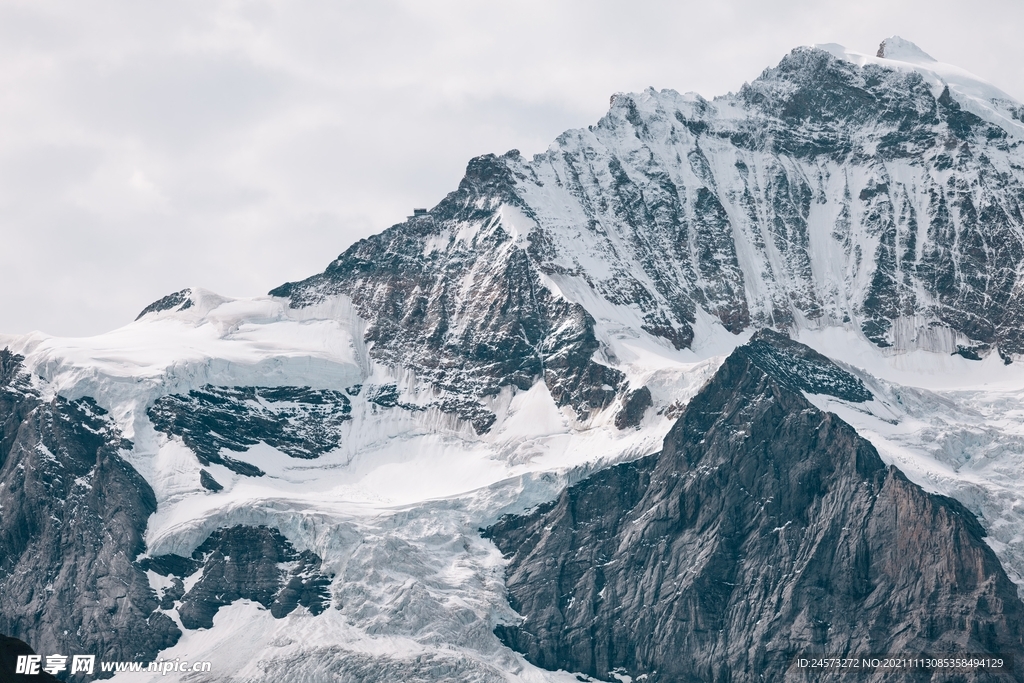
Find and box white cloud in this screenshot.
[1,0,1022,335]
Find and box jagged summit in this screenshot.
[271,36,1024,427]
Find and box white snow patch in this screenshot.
[816,38,1024,138]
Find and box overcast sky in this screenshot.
[2,0,1022,337]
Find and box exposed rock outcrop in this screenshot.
[135,288,193,320]
[148,385,354,476]
[0,352,335,677]
[613,386,653,429]
[270,156,626,429]
[143,525,332,630]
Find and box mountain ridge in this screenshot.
[272,39,1024,434]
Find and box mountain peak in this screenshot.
[876,35,936,62]
[487,336,1024,680]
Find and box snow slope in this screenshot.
[3,288,725,682]
[5,280,1024,682]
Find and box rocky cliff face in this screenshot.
[0,348,180,675]
[486,332,1024,682]
[269,157,626,431]
[0,350,334,678]
[148,385,355,476]
[141,525,331,630]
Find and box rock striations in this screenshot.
[273,41,1024,435]
[486,332,1024,682]
[269,157,627,431]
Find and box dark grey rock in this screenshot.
[269,150,625,428]
[148,385,353,476]
[613,386,652,429]
[362,384,425,412]
[0,633,60,682]
[486,338,1024,682]
[135,289,193,320]
[0,349,180,679]
[270,549,332,619]
[743,328,873,402]
[199,469,223,492]
[0,354,331,677]
[267,44,1024,435]
[137,555,200,612]
[364,384,400,408]
[953,345,988,361]
[147,525,331,630]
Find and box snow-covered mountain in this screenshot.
[3,37,1024,681]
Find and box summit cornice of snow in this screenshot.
[815,37,1024,137]
[875,35,936,62]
